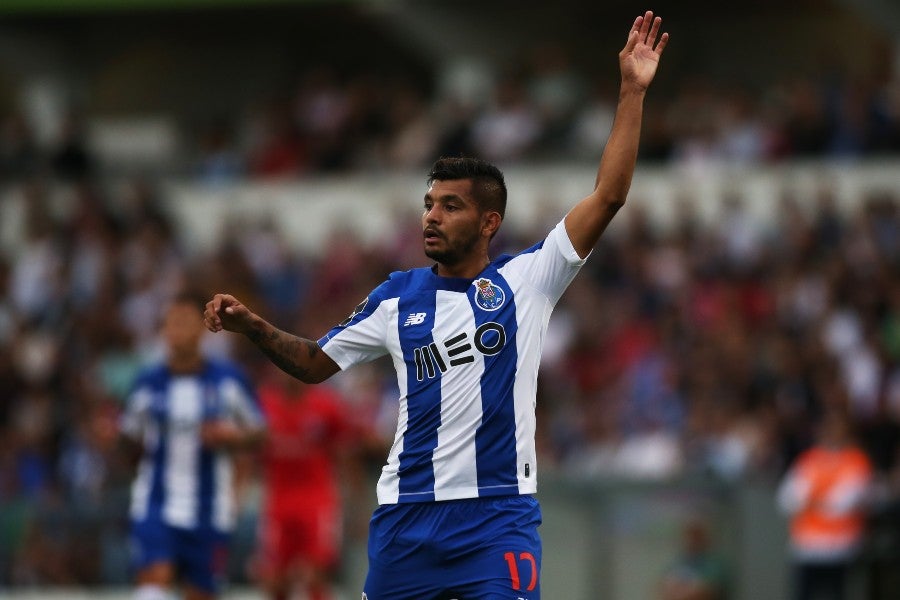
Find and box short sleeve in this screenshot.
[501,219,587,305]
[318,286,392,370]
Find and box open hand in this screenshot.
[620,11,669,92]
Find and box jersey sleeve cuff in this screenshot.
[553,219,590,265]
[317,338,353,371]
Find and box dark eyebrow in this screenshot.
[423,192,467,203]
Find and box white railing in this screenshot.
[2,160,899,259]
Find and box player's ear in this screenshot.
[482,211,502,239]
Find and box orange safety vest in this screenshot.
[788,446,872,554]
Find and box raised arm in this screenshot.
[204,293,340,384]
[564,10,668,258]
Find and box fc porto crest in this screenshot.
[473,277,505,311]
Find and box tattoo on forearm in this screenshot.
[248,327,319,381]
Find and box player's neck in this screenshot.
[435,254,491,279]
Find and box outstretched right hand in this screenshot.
[619,11,668,93]
[204,293,256,335]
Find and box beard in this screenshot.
[424,226,481,267]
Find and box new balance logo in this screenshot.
[404,312,427,326]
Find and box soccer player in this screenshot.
[204,11,668,600]
[252,364,372,600]
[120,291,266,600]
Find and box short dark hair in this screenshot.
[427,157,507,219]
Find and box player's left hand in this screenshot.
[620,11,669,92]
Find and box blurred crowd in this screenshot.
[176,57,900,179]
[2,45,900,182]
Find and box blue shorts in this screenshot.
[363,495,542,600]
[130,519,230,594]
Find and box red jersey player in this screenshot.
[252,364,365,600]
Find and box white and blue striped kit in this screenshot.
[320,220,586,505]
[120,360,263,531]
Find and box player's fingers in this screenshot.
[211,294,224,313]
[629,15,642,39]
[655,31,670,56]
[223,298,248,317]
[623,27,640,54]
[647,15,662,46]
[204,297,218,324]
[206,294,234,330]
[638,10,653,41]
[216,294,239,314]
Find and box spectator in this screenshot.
[777,409,874,600]
[469,74,543,162]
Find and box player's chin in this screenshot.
[427,251,460,267]
[424,242,446,259]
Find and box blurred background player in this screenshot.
[119,291,266,600]
[251,362,378,600]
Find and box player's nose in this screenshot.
[424,206,441,224]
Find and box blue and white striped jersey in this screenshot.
[120,359,264,531]
[319,220,586,504]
